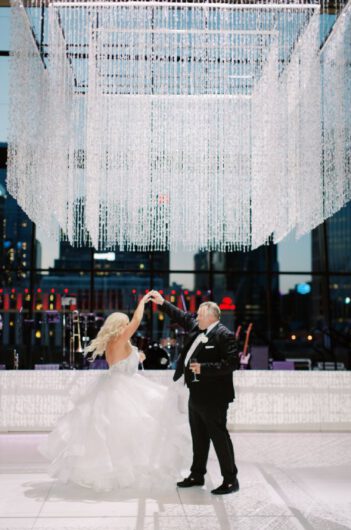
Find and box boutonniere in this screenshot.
[200,334,208,343]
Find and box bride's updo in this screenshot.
[85,312,129,360]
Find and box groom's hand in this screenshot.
[150,290,164,306]
[190,362,201,374]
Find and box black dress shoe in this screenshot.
[177,476,205,488]
[211,479,239,495]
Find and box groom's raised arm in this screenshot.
[150,291,196,332]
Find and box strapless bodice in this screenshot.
[109,346,139,375]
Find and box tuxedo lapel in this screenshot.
[200,325,219,347]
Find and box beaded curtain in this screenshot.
[7,0,351,251]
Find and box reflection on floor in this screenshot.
[0,432,351,530]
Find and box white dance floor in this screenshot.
[1,432,351,530]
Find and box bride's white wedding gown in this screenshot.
[39,346,190,491]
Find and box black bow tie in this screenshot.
[200,329,207,335]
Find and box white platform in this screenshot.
[0,431,351,530]
[1,370,351,432]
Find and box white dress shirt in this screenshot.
[184,321,219,367]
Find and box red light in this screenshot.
[159,290,164,295]
[219,296,236,311]
[51,288,55,293]
[132,289,137,294]
[24,288,29,294]
[0,289,3,293]
[171,290,176,295]
[11,288,16,293]
[184,290,189,295]
[145,289,149,293]
[37,288,42,293]
[196,290,202,296]
[64,288,69,294]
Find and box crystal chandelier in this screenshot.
[7,0,351,251]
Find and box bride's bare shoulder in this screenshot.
[106,337,132,364]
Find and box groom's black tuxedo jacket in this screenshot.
[161,301,240,405]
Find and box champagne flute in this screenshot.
[190,356,199,383]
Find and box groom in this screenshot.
[150,291,240,495]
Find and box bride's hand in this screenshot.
[149,290,164,306]
[141,292,152,304]
[139,351,146,363]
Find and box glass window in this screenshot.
[327,204,351,273]
[93,250,152,272]
[0,271,30,369]
[36,226,60,269]
[213,245,272,273]
[0,8,10,50]
[0,57,9,142]
[272,274,329,369]
[212,273,269,339]
[278,231,312,272]
[330,276,351,334]
[170,250,196,272]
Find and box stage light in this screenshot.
[307,335,313,341]
[291,334,297,341]
[37,288,42,293]
[35,330,41,339]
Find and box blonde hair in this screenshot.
[199,301,221,321]
[84,312,129,360]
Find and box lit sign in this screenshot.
[296,283,311,295]
[219,296,236,311]
[94,252,116,261]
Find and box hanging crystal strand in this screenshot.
[160,5,168,249]
[8,2,47,235]
[169,4,179,250]
[321,1,351,222]
[206,5,213,249]
[296,9,322,237]
[241,7,247,250]
[107,22,115,249]
[274,4,290,244]
[85,6,100,249]
[76,3,86,248]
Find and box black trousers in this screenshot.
[188,397,238,483]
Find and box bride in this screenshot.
[39,293,189,492]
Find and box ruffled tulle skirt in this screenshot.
[39,370,190,492]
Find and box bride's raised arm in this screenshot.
[117,293,152,343]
